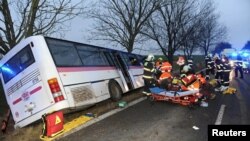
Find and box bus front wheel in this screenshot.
[108,80,122,101]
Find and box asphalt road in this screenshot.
[60,73,250,141]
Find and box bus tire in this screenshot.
[108,80,122,101]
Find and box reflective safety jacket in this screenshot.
[205,56,214,69]
[222,59,231,72]
[187,58,193,68]
[181,74,196,86]
[234,61,243,68]
[143,61,155,79]
[160,62,172,72]
[159,72,172,80]
[215,59,223,72]
[158,62,172,80]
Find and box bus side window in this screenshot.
[120,53,131,66]
[128,54,141,66]
[46,39,82,67]
[76,45,109,66]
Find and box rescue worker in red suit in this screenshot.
[142,54,156,96]
[158,61,173,89]
[180,65,197,91]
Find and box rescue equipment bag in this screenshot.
[41,111,64,138]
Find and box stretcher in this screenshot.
[149,87,201,106]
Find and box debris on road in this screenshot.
[118,101,127,108]
[192,126,199,130]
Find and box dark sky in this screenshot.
[214,0,250,50]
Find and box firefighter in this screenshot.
[214,54,224,91]
[234,55,244,78]
[187,56,194,69]
[221,55,231,88]
[155,57,163,69]
[187,56,195,74]
[142,54,156,96]
[205,53,214,80]
[155,58,163,79]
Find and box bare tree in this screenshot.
[199,14,227,56]
[181,20,204,59]
[88,0,161,53]
[142,0,226,63]
[190,0,227,56]
[0,0,86,55]
[142,0,204,63]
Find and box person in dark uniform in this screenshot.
[142,54,156,96]
[187,56,195,74]
[187,56,193,69]
[205,53,215,80]
[234,55,244,78]
[214,54,224,91]
[221,55,231,88]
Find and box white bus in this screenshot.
[0,35,144,128]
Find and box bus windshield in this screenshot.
[1,45,35,83]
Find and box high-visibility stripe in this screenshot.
[161,66,172,68]
[143,75,153,79]
[144,68,151,71]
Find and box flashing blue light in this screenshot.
[242,52,249,57]
[1,66,14,75]
[231,52,238,57]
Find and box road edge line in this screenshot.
[215,104,226,125]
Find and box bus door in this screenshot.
[113,52,134,91]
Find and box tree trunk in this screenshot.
[25,0,40,37]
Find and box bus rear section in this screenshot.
[0,36,69,128]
